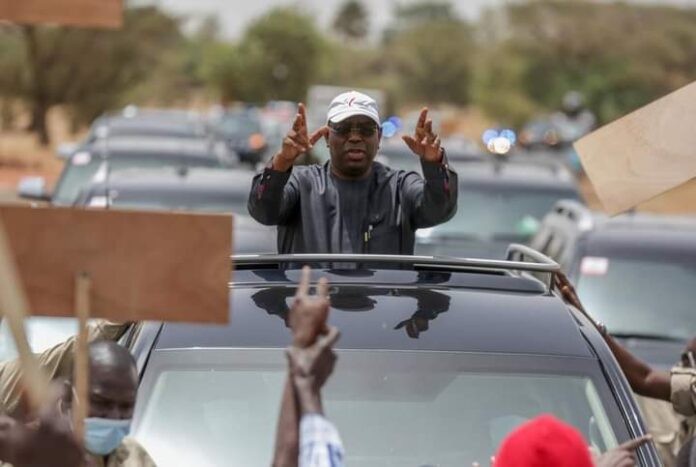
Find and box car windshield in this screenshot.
[94,190,249,214]
[53,154,221,205]
[219,114,262,136]
[429,185,580,239]
[576,254,696,340]
[133,349,618,467]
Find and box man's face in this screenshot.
[88,363,138,420]
[328,115,381,179]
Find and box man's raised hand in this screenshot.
[402,107,443,163]
[289,266,330,348]
[273,103,329,171]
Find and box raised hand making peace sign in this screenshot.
[402,107,443,163]
[273,103,329,172]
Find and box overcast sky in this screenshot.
[136,0,696,40]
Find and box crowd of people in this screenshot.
[0,91,694,466]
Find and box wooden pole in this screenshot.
[73,272,91,440]
[0,219,48,412]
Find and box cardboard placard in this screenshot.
[0,205,232,323]
[574,81,696,215]
[0,0,122,29]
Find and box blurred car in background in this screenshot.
[76,167,251,213]
[57,107,211,159]
[214,108,268,166]
[416,160,583,259]
[74,166,275,254]
[531,201,696,368]
[17,136,240,205]
[518,117,560,150]
[377,139,484,173]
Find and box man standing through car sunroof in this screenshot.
[248,91,458,254]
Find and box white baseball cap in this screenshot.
[327,91,381,126]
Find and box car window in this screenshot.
[576,255,696,340]
[133,349,619,467]
[0,317,78,362]
[430,186,580,240]
[218,114,262,136]
[53,154,222,204]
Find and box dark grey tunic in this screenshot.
[247,159,457,255]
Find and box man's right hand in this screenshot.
[273,103,329,172]
[289,266,330,348]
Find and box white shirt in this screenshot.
[299,414,345,467]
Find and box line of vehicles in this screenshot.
[3,103,694,466]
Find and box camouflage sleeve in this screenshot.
[110,436,158,466]
[670,366,696,417]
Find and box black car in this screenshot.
[214,109,268,165]
[531,200,696,368]
[18,137,239,205]
[378,139,484,173]
[121,250,658,466]
[74,166,276,254]
[76,167,251,213]
[416,160,583,259]
[85,109,210,143]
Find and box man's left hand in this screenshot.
[402,107,443,163]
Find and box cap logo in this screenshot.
[347,97,356,107]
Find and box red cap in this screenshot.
[494,415,594,467]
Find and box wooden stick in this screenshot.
[0,219,48,412]
[73,272,91,440]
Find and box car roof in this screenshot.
[84,167,254,194]
[456,160,577,190]
[155,266,594,359]
[585,212,696,253]
[79,137,216,158]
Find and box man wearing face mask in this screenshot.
[68,341,154,467]
[248,91,458,254]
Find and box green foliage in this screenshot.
[387,19,473,105]
[0,7,182,143]
[5,0,696,141]
[219,8,324,103]
[474,1,696,125]
[333,0,369,41]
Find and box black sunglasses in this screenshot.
[329,121,379,137]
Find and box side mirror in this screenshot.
[17,176,50,201]
[56,143,78,159]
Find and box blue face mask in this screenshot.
[84,417,131,455]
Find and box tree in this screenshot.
[332,0,369,41]
[473,0,696,126]
[204,8,324,103]
[0,7,181,145]
[387,18,473,105]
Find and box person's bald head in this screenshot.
[87,341,138,420]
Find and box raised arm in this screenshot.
[248,104,328,226]
[401,108,458,228]
[554,273,671,401]
[272,267,331,467]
